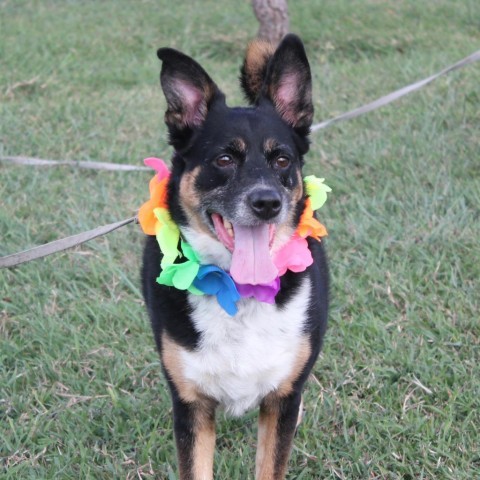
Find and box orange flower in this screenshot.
[296,198,328,241]
[138,176,169,235]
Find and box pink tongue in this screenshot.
[230,224,278,285]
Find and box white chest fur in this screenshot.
[181,276,311,416]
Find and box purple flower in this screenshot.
[235,277,281,304]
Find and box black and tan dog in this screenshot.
[142,34,328,480]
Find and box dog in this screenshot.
[141,34,329,480]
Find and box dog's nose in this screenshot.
[248,189,282,220]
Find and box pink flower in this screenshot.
[144,157,170,181]
[273,235,313,276]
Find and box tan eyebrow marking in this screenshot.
[230,137,247,153]
[264,138,279,154]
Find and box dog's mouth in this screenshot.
[211,213,278,285]
[210,213,276,252]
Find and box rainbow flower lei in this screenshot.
[138,157,331,316]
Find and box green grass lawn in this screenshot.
[1,0,479,478]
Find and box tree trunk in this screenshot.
[252,0,289,46]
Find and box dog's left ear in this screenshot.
[262,34,313,132]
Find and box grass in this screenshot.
[1,0,479,478]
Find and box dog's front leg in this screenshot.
[172,396,217,480]
[255,392,302,480]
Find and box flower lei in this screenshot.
[138,157,331,316]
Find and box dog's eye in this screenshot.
[215,154,234,167]
[274,156,290,169]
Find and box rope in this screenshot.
[1,48,479,268]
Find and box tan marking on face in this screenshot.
[263,137,278,154]
[231,137,247,153]
[271,168,304,249]
[294,168,304,202]
[179,166,201,210]
[273,222,296,251]
[179,166,215,237]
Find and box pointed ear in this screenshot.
[261,34,313,132]
[240,39,275,104]
[157,48,221,132]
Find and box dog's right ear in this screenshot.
[240,40,276,104]
[262,34,313,133]
[240,35,313,134]
[157,48,222,136]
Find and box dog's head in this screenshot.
[158,34,313,283]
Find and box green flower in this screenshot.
[153,207,180,267]
[304,175,332,211]
[156,240,203,295]
[158,261,200,290]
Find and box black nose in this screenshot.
[248,189,282,220]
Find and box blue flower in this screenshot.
[193,265,241,316]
